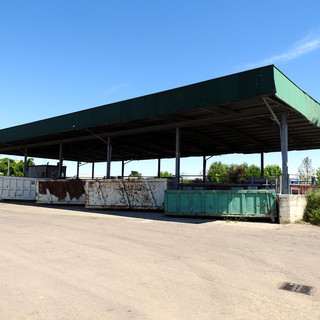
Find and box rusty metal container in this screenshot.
[85,179,169,210]
[37,179,86,204]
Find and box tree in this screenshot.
[0,158,35,176]
[227,166,246,184]
[207,161,284,184]
[246,164,261,177]
[316,169,320,185]
[159,171,173,178]
[263,165,282,177]
[207,161,229,183]
[298,157,314,182]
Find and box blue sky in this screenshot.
[1,0,320,177]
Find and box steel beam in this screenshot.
[76,161,80,179]
[175,128,181,188]
[203,155,206,186]
[158,158,161,178]
[92,162,95,179]
[106,137,112,179]
[281,113,289,194]
[260,152,264,177]
[0,108,273,154]
[121,160,125,178]
[58,143,63,178]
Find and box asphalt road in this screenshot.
[0,202,319,320]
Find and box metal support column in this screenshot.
[23,148,28,177]
[92,162,95,179]
[76,161,80,179]
[157,158,161,178]
[260,152,264,178]
[106,137,112,179]
[58,143,63,178]
[121,160,125,178]
[281,113,289,194]
[203,155,207,186]
[203,155,213,189]
[175,128,181,188]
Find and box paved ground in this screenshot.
[0,202,320,320]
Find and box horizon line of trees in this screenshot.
[207,161,282,184]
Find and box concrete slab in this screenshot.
[0,202,319,319]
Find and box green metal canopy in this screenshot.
[0,65,319,162]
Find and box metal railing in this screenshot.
[288,174,315,195]
[168,174,281,192]
[68,173,318,195]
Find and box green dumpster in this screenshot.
[164,190,277,221]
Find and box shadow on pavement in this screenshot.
[1,200,217,225]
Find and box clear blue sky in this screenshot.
[1,0,320,177]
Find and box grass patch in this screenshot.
[304,189,320,226]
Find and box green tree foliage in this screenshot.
[298,156,314,182]
[227,166,246,184]
[159,171,173,177]
[207,161,229,183]
[207,162,250,184]
[263,165,282,177]
[0,158,35,176]
[207,161,283,184]
[316,169,320,185]
[246,164,261,177]
[304,189,320,226]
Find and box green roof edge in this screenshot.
[273,66,320,126]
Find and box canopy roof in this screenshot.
[0,65,320,162]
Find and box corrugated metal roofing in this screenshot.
[0,65,319,162]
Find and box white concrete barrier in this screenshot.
[278,194,307,223]
[85,179,169,210]
[0,176,37,201]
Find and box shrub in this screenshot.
[159,171,173,178]
[264,165,282,181]
[304,189,320,226]
[207,161,229,183]
[227,166,246,184]
[246,164,261,177]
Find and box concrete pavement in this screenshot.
[0,202,319,320]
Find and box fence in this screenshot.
[171,174,281,193]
